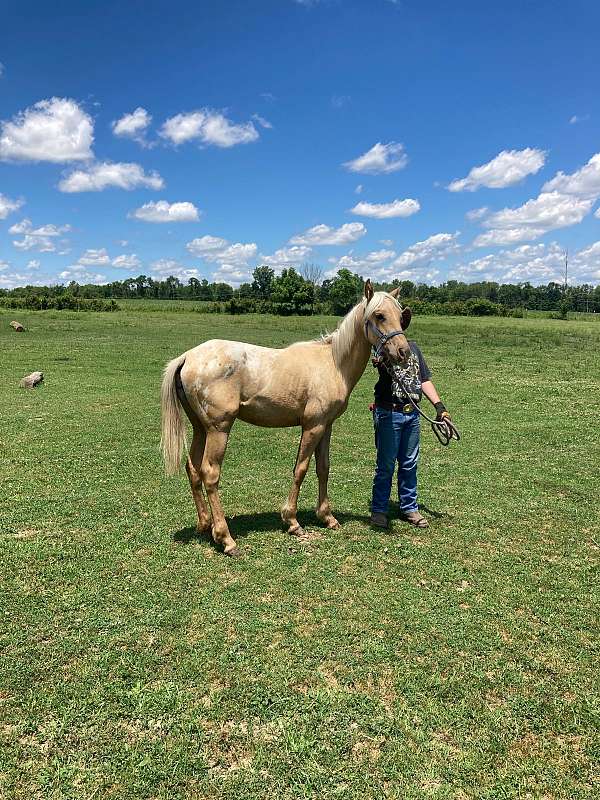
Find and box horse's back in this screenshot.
[178,337,339,428]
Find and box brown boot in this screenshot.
[370,512,388,529]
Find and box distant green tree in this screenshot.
[327,269,363,314]
[251,265,275,299]
[198,279,212,300]
[270,268,314,315]
[213,282,234,301]
[237,282,254,298]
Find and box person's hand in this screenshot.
[434,403,459,440]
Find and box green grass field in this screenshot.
[1,309,599,799]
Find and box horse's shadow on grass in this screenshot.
[172,505,450,546]
[172,509,372,545]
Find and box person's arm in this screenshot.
[421,380,441,407]
[422,380,451,421]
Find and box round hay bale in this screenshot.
[10,320,25,332]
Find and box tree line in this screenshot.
[2,265,599,316]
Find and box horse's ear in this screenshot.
[364,279,374,302]
[389,287,400,298]
[401,306,412,331]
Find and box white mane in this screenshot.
[323,291,402,368]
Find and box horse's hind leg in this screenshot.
[185,429,212,534]
[315,424,340,530]
[201,426,239,556]
[282,424,325,536]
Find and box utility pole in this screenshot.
[563,248,568,291]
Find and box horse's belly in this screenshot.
[238,396,301,428]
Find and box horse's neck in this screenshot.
[336,313,372,394]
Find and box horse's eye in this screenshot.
[375,313,385,322]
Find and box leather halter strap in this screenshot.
[364,318,405,358]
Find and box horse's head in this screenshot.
[363,279,412,365]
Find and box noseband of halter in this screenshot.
[364,317,405,358]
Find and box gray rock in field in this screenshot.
[19,371,44,389]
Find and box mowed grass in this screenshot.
[1,309,599,800]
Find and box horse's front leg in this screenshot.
[282,424,325,536]
[315,424,340,529]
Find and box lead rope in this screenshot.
[380,358,461,446]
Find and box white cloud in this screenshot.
[159,109,259,148]
[58,267,107,284]
[130,200,200,223]
[27,259,40,269]
[392,232,461,269]
[10,218,71,252]
[451,240,600,284]
[331,94,351,109]
[474,191,593,247]
[595,207,600,219]
[569,114,589,125]
[149,259,202,281]
[328,249,396,273]
[473,227,546,248]
[289,222,366,246]
[260,245,313,266]
[59,161,164,192]
[466,206,489,221]
[0,97,93,163]
[186,235,257,267]
[9,219,70,237]
[0,192,23,219]
[343,142,408,174]
[211,263,252,287]
[355,184,363,195]
[350,198,420,219]
[0,271,49,289]
[574,241,600,280]
[112,253,141,269]
[542,153,600,200]
[13,235,56,252]
[213,242,258,265]
[112,107,152,143]
[186,235,229,256]
[0,63,4,78]
[77,248,110,266]
[448,148,546,192]
[252,113,272,129]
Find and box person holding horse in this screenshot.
[369,322,455,530]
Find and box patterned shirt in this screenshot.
[373,341,432,404]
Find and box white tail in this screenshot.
[160,354,188,475]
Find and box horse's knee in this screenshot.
[294,462,309,483]
[187,471,203,492]
[202,463,220,491]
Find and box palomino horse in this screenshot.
[160,280,411,555]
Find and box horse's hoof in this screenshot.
[327,519,341,530]
[225,546,242,558]
[288,525,305,537]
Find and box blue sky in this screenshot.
[1,0,600,289]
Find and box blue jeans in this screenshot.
[372,407,420,515]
